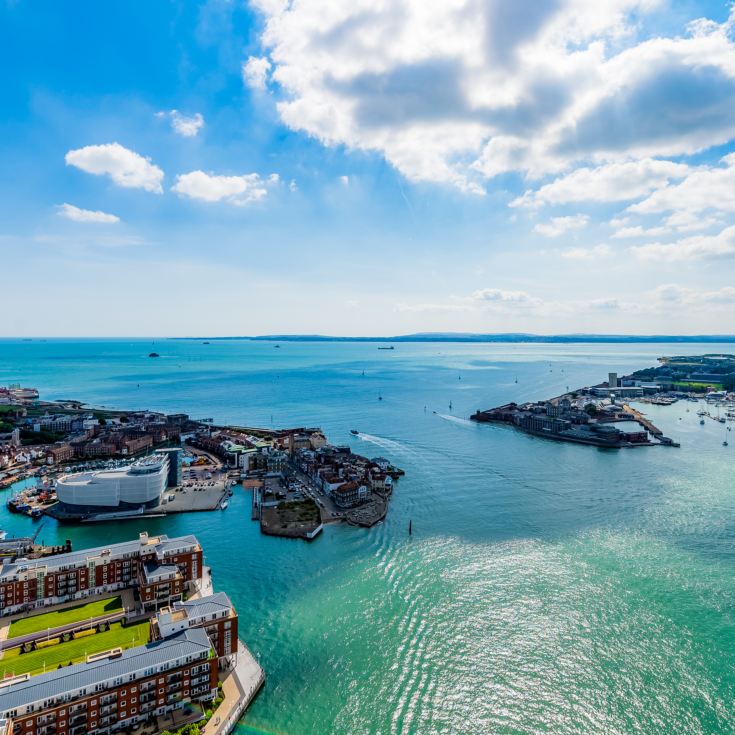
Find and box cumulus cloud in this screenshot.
[631,225,735,261]
[171,170,277,205]
[157,110,205,137]
[471,288,540,305]
[56,203,120,224]
[560,243,611,260]
[513,159,690,208]
[249,1,735,190]
[630,152,735,215]
[242,56,272,91]
[65,143,164,193]
[533,214,589,238]
[612,224,670,239]
[652,283,735,304]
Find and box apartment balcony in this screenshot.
[166,672,183,683]
[140,700,157,713]
[36,714,56,725]
[100,693,117,705]
[69,714,87,727]
[191,675,210,687]
[139,691,156,704]
[69,703,88,714]
[99,714,116,727]
[37,726,56,735]
[70,726,87,735]
[191,685,212,697]
[139,679,156,692]
[99,703,117,716]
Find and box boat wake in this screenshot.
[355,432,413,456]
[434,413,474,428]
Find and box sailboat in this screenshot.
[408,520,412,536]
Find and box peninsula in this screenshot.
[470,355,735,447]
[0,387,403,530]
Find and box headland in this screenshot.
[471,354,735,448]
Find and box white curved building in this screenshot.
[55,455,168,516]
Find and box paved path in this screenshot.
[202,641,264,735]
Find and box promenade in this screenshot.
[202,641,265,735]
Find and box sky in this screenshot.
[2,0,735,337]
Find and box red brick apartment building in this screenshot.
[0,533,202,616]
[0,627,218,735]
[152,592,239,660]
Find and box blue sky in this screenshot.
[2,0,735,336]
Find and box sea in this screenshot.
[0,338,733,735]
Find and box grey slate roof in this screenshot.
[142,562,180,584]
[0,627,211,714]
[175,592,232,619]
[0,534,199,582]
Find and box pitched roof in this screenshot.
[0,628,211,714]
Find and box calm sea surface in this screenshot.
[0,339,733,735]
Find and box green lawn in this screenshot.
[0,620,150,677]
[8,596,123,639]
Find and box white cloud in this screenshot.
[611,224,670,239]
[56,203,120,224]
[631,225,735,261]
[533,214,588,238]
[630,153,735,215]
[339,175,350,187]
[65,143,164,193]
[471,288,540,305]
[157,110,205,137]
[560,243,611,260]
[242,56,272,91]
[652,283,735,304]
[249,1,735,190]
[513,159,690,208]
[171,170,276,205]
[663,211,721,232]
[289,179,298,192]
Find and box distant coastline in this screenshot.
[171,333,735,344]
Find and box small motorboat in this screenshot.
[350,430,359,435]
[148,352,160,358]
[221,500,229,510]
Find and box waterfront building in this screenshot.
[332,481,369,508]
[155,447,183,487]
[54,455,169,516]
[152,592,238,661]
[0,627,217,735]
[0,532,202,616]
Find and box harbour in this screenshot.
[1,339,735,734]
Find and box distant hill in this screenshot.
[175,333,735,343]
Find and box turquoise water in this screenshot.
[0,339,734,735]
